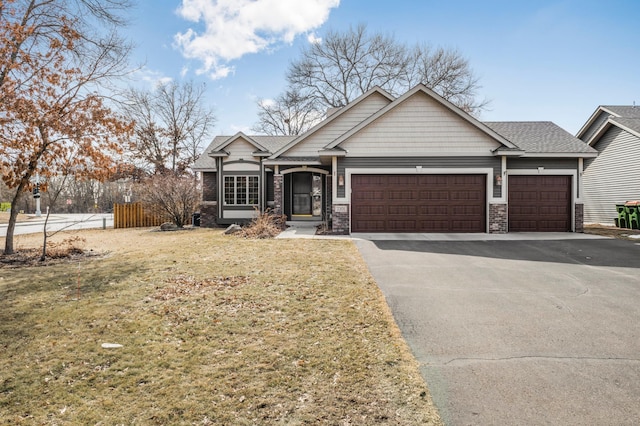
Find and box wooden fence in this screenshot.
[113,203,168,229]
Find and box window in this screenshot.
[224,176,259,205]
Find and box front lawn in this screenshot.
[0,228,441,425]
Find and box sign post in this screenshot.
[33,173,41,217]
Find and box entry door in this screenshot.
[292,172,322,217]
[292,173,312,215]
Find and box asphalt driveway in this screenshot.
[355,235,640,425]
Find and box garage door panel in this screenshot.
[508,175,571,232]
[419,190,449,200]
[351,174,486,233]
[388,205,418,215]
[421,205,450,215]
[389,190,414,200]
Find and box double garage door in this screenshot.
[351,174,572,233]
[351,174,486,232]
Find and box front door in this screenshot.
[290,172,323,218]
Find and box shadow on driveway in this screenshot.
[371,239,640,268]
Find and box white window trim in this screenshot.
[224,175,259,206]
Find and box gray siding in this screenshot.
[507,158,578,170]
[338,157,501,198]
[583,126,640,224]
[579,112,610,143]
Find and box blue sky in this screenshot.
[124,0,640,136]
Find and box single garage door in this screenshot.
[351,174,486,232]
[508,175,571,232]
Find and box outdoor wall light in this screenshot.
[495,175,502,186]
[338,174,344,186]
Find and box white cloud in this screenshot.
[133,67,173,87]
[174,0,340,80]
[307,32,322,44]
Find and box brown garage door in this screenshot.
[508,175,571,232]
[351,174,486,232]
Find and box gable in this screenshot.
[278,91,392,158]
[224,138,262,164]
[578,110,611,143]
[337,91,502,156]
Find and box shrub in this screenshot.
[240,210,287,239]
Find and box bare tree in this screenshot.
[256,24,487,135]
[137,174,199,228]
[252,89,323,136]
[124,81,216,175]
[288,25,409,108]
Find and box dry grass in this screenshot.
[0,228,441,425]
[584,223,640,240]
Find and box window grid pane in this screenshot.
[248,176,259,204]
[236,176,247,205]
[224,176,235,205]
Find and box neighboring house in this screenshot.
[576,105,640,224]
[194,84,597,234]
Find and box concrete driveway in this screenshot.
[355,234,640,426]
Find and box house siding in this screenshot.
[506,158,578,170]
[579,111,610,142]
[583,126,640,224]
[337,156,502,198]
[339,92,500,156]
[282,92,391,157]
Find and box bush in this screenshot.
[0,202,10,212]
[240,210,287,239]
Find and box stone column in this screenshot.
[575,203,584,233]
[273,174,284,216]
[489,203,508,233]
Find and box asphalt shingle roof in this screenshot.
[603,105,640,119]
[194,135,295,170]
[484,121,597,154]
[610,117,640,135]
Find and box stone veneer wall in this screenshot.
[273,174,283,216]
[332,205,350,234]
[575,203,584,232]
[200,172,218,227]
[489,203,508,233]
[200,204,218,228]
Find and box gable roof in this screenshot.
[193,133,294,170]
[323,84,518,152]
[484,121,597,156]
[269,86,395,158]
[576,105,640,140]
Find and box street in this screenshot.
[0,213,114,237]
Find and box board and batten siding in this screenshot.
[583,126,640,224]
[579,111,610,143]
[282,92,391,157]
[339,92,501,156]
[337,156,501,198]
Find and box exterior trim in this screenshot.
[576,107,619,140]
[585,118,640,146]
[505,168,578,232]
[341,167,495,234]
[325,84,517,151]
[520,152,598,158]
[269,86,395,159]
[279,167,330,176]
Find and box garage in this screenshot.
[508,175,571,232]
[351,174,486,232]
